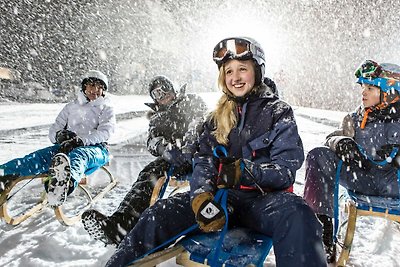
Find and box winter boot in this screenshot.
[47,153,72,207]
[81,209,124,246]
[318,214,336,264]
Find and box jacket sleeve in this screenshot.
[146,111,167,156]
[81,105,116,145]
[241,103,305,190]
[190,120,218,200]
[48,104,70,144]
[181,95,208,155]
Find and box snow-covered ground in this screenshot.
[0,93,399,267]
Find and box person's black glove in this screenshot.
[191,192,226,233]
[335,138,370,170]
[55,130,77,144]
[216,157,243,189]
[59,136,84,154]
[162,146,191,167]
[172,161,193,177]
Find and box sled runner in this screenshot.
[0,165,117,226]
[336,191,400,267]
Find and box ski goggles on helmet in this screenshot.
[213,38,256,67]
[355,60,400,92]
[354,60,382,79]
[150,86,171,102]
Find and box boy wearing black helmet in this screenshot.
[82,75,207,246]
[303,60,400,263]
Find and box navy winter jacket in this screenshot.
[190,84,304,199]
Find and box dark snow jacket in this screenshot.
[326,102,400,168]
[190,84,304,200]
[146,89,207,157]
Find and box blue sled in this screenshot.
[179,228,273,267]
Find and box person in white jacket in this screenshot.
[0,70,116,207]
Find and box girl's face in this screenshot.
[361,84,381,108]
[84,81,104,101]
[224,59,255,97]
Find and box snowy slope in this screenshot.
[0,94,400,267]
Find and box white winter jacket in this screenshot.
[48,91,116,146]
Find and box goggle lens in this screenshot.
[151,86,169,101]
[213,38,253,65]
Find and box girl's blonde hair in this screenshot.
[210,66,239,145]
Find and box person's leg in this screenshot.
[68,145,110,187]
[82,157,169,245]
[0,145,60,177]
[0,145,59,202]
[47,145,109,206]
[234,191,326,267]
[303,146,343,263]
[303,146,339,216]
[105,192,197,267]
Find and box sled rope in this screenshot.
[210,188,229,267]
[158,166,174,201]
[6,174,40,202]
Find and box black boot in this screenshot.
[318,214,336,264]
[82,209,126,246]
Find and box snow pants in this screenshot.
[303,146,400,217]
[106,157,192,240]
[105,190,326,267]
[106,157,170,237]
[0,144,109,188]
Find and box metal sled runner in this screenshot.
[0,165,117,226]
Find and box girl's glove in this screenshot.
[191,192,225,232]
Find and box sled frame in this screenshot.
[143,176,273,267]
[0,166,117,226]
[337,194,400,266]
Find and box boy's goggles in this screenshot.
[355,60,400,92]
[150,86,170,101]
[213,38,254,67]
[355,60,382,79]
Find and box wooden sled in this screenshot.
[0,166,117,226]
[131,228,273,267]
[134,174,273,267]
[336,192,400,266]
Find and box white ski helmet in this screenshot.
[81,70,108,91]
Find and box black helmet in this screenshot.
[148,75,176,103]
[212,37,265,85]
